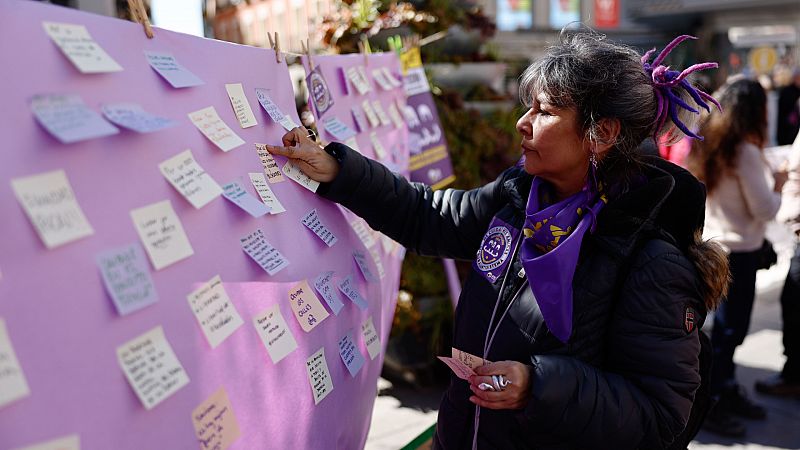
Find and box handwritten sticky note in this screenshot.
[145,51,203,88]
[222,181,270,217]
[345,66,369,95]
[372,101,392,127]
[30,94,119,144]
[240,229,289,275]
[313,271,345,315]
[383,67,402,87]
[44,22,121,73]
[225,83,258,128]
[0,318,30,409]
[350,219,376,248]
[361,316,382,360]
[14,434,80,450]
[368,246,386,279]
[371,68,393,91]
[361,100,380,128]
[344,136,360,153]
[96,243,158,315]
[159,149,222,209]
[130,200,194,270]
[351,107,369,132]
[101,103,176,133]
[282,161,320,193]
[248,173,286,214]
[338,331,365,377]
[322,116,357,141]
[369,132,389,160]
[287,280,329,332]
[388,103,405,129]
[253,304,297,364]
[191,387,241,450]
[452,347,487,370]
[187,275,244,349]
[437,356,476,380]
[254,88,298,131]
[301,209,337,247]
[381,234,396,254]
[353,250,378,282]
[188,106,245,152]
[11,169,94,249]
[254,143,285,183]
[116,325,189,410]
[338,275,368,311]
[305,347,334,405]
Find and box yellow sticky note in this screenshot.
[225,83,258,129]
[191,387,241,450]
[288,280,329,332]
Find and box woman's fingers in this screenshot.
[281,127,304,147]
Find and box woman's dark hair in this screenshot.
[688,78,767,193]
[519,31,699,193]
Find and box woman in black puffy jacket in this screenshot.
[268,32,729,449]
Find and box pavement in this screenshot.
[365,220,800,450]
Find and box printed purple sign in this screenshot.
[473,217,519,284]
[404,91,454,189]
[306,66,334,117]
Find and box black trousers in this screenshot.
[710,249,760,395]
[779,243,800,381]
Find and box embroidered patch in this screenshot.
[684,306,697,334]
[473,217,518,283]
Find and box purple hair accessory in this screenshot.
[642,35,721,142]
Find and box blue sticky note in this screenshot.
[102,103,177,133]
[338,275,368,311]
[338,331,366,377]
[96,243,158,315]
[313,271,345,315]
[222,181,270,217]
[353,251,377,282]
[145,51,204,88]
[31,94,119,144]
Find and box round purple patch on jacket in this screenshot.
[473,217,518,283]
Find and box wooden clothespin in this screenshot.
[358,35,371,66]
[301,38,314,70]
[267,32,282,64]
[127,0,153,39]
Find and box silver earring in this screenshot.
[589,151,598,170]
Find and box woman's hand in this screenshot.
[468,361,532,410]
[265,127,340,183]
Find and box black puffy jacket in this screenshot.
[319,143,709,449]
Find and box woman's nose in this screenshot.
[516,111,532,137]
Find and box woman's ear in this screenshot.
[593,118,621,158]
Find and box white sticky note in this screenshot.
[388,102,405,130]
[353,250,378,282]
[322,116,357,141]
[381,234,396,254]
[101,103,176,133]
[240,229,289,275]
[222,181,270,217]
[95,243,158,316]
[0,318,31,409]
[452,347,487,370]
[225,83,258,129]
[301,209,337,247]
[372,101,392,127]
[368,246,386,279]
[188,106,245,152]
[371,68,393,91]
[338,331,365,377]
[313,271,345,315]
[351,107,369,132]
[350,219,376,248]
[11,169,94,249]
[305,347,334,405]
[287,280,330,332]
[191,387,241,450]
[344,137,360,153]
[248,173,286,214]
[30,94,119,144]
[159,149,222,209]
[253,304,297,364]
[361,100,381,128]
[369,132,389,160]
[187,275,244,349]
[130,200,194,270]
[14,434,80,450]
[145,51,204,88]
[254,88,299,131]
[338,275,368,311]
[282,161,320,193]
[357,66,372,91]
[43,22,121,73]
[345,66,369,95]
[383,67,402,88]
[361,316,381,360]
[254,143,285,183]
[116,326,190,410]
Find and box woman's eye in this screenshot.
[538,110,551,116]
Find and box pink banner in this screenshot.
[0,1,403,449]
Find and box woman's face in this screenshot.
[516,93,591,193]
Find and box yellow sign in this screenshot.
[749,47,777,74]
[400,47,422,74]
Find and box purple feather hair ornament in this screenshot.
[641,35,721,142]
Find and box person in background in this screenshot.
[777,68,800,145]
[269,32,728,449]
[689,78,788,437]
[756,129,800,397]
